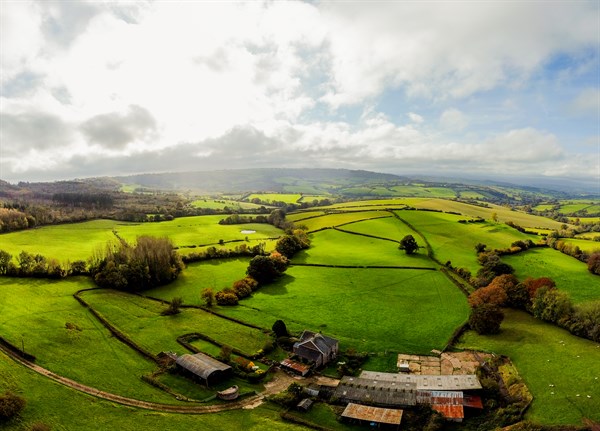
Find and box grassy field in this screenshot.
[339,216,419,242]
[0,277,177,403]
[191,198,267,210]
[146,259,250,303]
[0,216,283,264]
[299,211,392,232]
[246,193,302,204]
[80,289,271,356]
[0,352,304,431]
[561,238,600,253]
[503,248,600,304]
[397,210,539,273]
[457,309,600,425]
[218,266,469,354]
[294,228,433,267]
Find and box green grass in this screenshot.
[146,259,250,303]
[299,211,391,232]
[397,210,538,273]
[286,210,327,222]
[0,352,303,430]
[218,266,469,354]
[561,238,600,253]
[294,229,433,267]
[80,289,271,356]
[190,199,267,210]
[246,193,302,204]
[457,309,600,425]
[0,277,177,404]
[459,190,486,199]
[340,216,419,242]
[503,248,600,304]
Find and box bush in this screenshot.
[161,297,183,316]
[0,391,26,420]
[469,304,504,334]
[468,284,507,308]
[588,252,600,275]
[215,290,238,305]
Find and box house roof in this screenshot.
[360,371,482,391]
[175,353,231,380]
[297,330,338,353]
[341,403,403,425]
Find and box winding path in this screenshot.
[0,343,296,414]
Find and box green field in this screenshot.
[218,266,469,353]
[294,228,433,267]
[457,309,600,425]
[0,352,303,431]
[0,216,283,264]
[561,238,600,253]
[299,211,391,232]
[503,248,600,304]
[81,289,271,356]
[397,210,538,273]
[246,193,302,204]
[191,199,267,210]
[0,277,176,403]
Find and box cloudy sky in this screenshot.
[1,1,598,184]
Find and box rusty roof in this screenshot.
[280,358,311,374]
[417,390,463,405]
[431,404,464,420]
[463,394,484,409]
[341,403,403,425]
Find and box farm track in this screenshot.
[0,343,298,414]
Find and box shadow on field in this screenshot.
[259,274,295,296]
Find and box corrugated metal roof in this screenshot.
[342,403,403,425]
[176,353,231,380]
[280,358,311,375]
[360,371,482,390]
[334,376,416,407]
[431,403,464,420]
[463,394,484,409]
[416,390,463,405]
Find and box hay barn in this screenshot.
[175,352,232,386]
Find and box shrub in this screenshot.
[0,391,26,420]
[161,297,183,316]
[468,284,507,308]
[469,304,504,334]
[215,290,238,305]
[588,252,600,275]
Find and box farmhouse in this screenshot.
[293,330,338,368]
[175,352,232,386]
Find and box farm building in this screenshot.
[359,371,482,391]
[175,352,232,386]
[333,376,417,407]
[293,330,338,368]
[341,403,403,429]
[280,358,311,376]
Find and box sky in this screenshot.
[1,0,599,185]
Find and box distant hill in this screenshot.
[111,168,406,194]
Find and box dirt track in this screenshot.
[0,344,296,414]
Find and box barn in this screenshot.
[175,352,232,386]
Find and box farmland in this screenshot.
[1,190,599,430]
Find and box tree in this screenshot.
[523,277,555,300]
[532,287,573,324]
[201,288,215,307]
[469,304,504,334]
[246,253,288,284]
[399,235,419,255]
[0,391,26,420]
[0,250,11,275]
[588,252,600,275]
[468,284,507,308]
[272,319,289,338]
[161,297,183,316]
[475,243,487,253]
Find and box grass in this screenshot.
[339,216,419,242]
[80,289,271,356]
[396,210,538,273]
[218,266,469,354]
[0,352,303,430]
[457,308,600,425]
[145,259,250,303]
[246,193,302,204]
[503,248,600,304]
[561,238,600,253]
[0,277,177,404]
[294,229,433,267]
[190,199,267,210]
[299,211,391,232]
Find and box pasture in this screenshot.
[218,266,469,354]
[191,198,266,210]
[246,193,302,204]
[503,248,600,304]
[396,210,538,273]
[457,309,600,425]
[561,238,600,253]
[294,228,433,268]
[0,277,176,403]
[299,211,392,232]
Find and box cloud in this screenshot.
[0,111,72,154]
[408,112,424,124]
[569,88,599,116]
[80,105,157,149]
[440,109,469,132]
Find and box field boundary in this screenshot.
[290,263,436,270]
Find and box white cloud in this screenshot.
[408,112,424,124]
[440,109,469,132]
[569,88,599,115]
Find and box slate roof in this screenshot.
[175,353,231,380]
[334,376,417,407]
[295,331,337,355]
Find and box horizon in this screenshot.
[1,1,599,186]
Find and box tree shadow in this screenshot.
[258,273,295,296]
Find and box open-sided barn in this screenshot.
[175,352,232,386]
